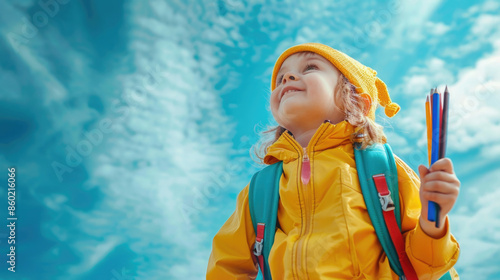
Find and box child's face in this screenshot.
[270,52,345,134]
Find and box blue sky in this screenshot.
[0,0,499,279]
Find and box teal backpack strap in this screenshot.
[354,143,404,276]
[355,143,453,280]
[440,271,453,280]
[248,161,283,280]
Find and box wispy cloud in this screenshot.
[54,1,248,278]
[442,2,500,59]
[452,168,500,279]
[397,58,455,97]
[425,21,451,36]
[0,0,250,279]
[384,0,443,49]
[461,0,500,19]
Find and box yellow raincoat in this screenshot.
[207,120,460,279]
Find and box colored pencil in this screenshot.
[430,88,434,110]
[439,88,443,146]
[428,88,441,224]
[431,88,440,164]
[425,94,432,165]
[439,86,449,159]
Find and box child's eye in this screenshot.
[277,74,284,86]
[304,64,318,71]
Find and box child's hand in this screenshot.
[417,158,461,238]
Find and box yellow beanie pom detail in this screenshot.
[384,102,401,118]
[374,77,399,118]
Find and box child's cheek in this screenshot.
[303,76,317,95]
[271,88,280,104]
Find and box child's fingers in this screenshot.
[422,171,459,184]
[421,181,460,196]
[421,191,457,205]
[429,158,454,173]
[418,164,430,179]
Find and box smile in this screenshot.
[280,86,304,101]
[284,89,301,95]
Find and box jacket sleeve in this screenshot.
[395,155,460,280]
[206,183,259,279]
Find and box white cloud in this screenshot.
[67,237,123,275]
[425,21,451,36]
[461,0,500,19]
[441,41,483,59]
[471,14,500,37]
[385,0,443,48]
[442,12,500,59]
[445,47,500,154]
[396,58,455,97]
[451,168,500,279]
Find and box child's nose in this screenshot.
[283,73,298,84]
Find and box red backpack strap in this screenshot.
[253,223,266,279]
[373,174,418,280]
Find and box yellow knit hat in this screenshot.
[271,43,400,120]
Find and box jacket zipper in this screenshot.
[283,123,329,280]
[295,146,312,279]
[301,147,311,185]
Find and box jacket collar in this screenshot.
[263,120,355,164]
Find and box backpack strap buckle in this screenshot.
[253,223,265,257]
[253,239,263,256]
[252,223,267,279]
[373,174,396,212]
[378,191,395,212]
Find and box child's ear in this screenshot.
[359,93,372,116]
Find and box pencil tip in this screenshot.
[445,85,449,93]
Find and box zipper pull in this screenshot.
[301,147,310,185]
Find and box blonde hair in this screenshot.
[252,69,387,165]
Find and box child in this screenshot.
[207,43,460,279]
